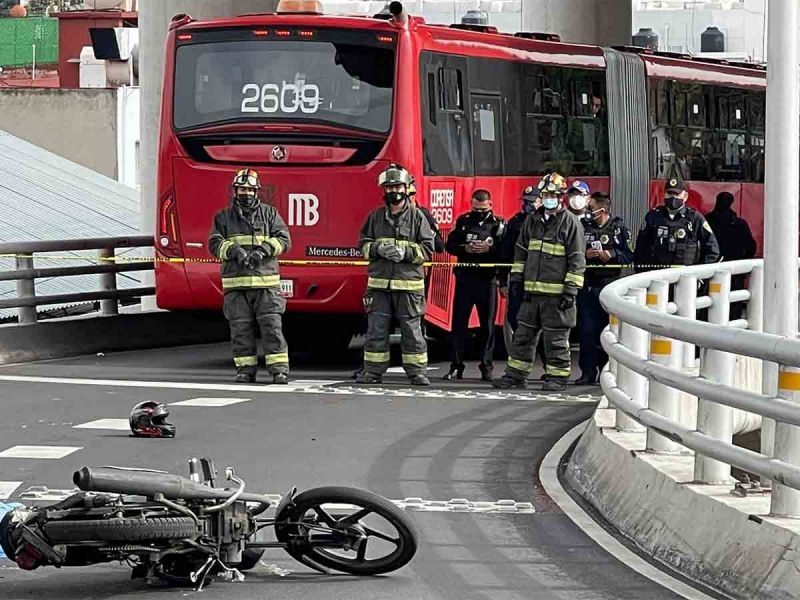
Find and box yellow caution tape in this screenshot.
[0,253,692,271]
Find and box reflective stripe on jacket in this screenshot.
[510,206,586,296]
[208,202,291,291]
[358,203,435,292]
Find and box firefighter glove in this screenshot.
[558,294,575,311]
[245,247,270,269]
[232,245,250,266]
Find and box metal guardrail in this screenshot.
[0,236,155,324]
[599,259,800,512]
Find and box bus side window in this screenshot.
[563,69,609,176]
[650,79,674,180]
[522,65,564,174]
[419,52,473,177]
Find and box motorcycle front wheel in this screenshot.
[275,486,417,576]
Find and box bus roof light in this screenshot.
[298,30,315,38]
[275,29,292,37]
[253,29,269,36]
[176,33,193,41]
[376,35,394,43]
[276,0,323,14]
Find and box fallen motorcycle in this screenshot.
[0,457,417,589]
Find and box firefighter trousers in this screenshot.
[223,288,289,376]
[504,295,576,381]
[362,290,427,376]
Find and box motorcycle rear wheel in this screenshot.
[275,486,417,576]
[44,516,197,543]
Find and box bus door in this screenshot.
[470,93,504,329]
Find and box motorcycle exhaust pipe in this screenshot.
[73,467,268,503]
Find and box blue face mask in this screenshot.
[542,198,559,210]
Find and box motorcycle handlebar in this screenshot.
[73,466,272,504]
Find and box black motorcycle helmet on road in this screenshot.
[129,401,176,438]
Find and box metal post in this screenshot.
[15,253,37,324]
[646,279,682,453]
[608,313,620,377]
[615,287,648,432]
[98,248,119,316]
[694,270,735,483]
[675,274,697,369]
[748,264,775,487]
[765,0,800,517]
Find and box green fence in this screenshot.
[0,17,58,68]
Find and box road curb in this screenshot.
[540,419,717,600]
[563,416,800,600]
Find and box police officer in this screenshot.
[566,180,591,218]
[208,169,291,384]
[493,172,586,392]
[444,189,505,381]
[575,192,633,385]
[634,176,720,271]
[356,165,435,386]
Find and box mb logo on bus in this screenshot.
[288,194,320,227]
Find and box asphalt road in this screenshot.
[0,343,684,600]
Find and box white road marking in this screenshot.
[0,374,599,402]
[171,397,251,407]
[0,375,342,394]
[540,420,716,600]
[73,418,130,431]
[0,445,82,460]
[0,482,22,499]
[386,366,440,373]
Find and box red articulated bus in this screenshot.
[154,0,766,348]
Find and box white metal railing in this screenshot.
[599,259,800,514]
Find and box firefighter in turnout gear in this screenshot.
[492,172,586,392]
[357,165,436,386]
[499,185,540,332]
[575,192,633,385]
[634,177,719,271]
[208,169,292,384]
[444,189,506,381]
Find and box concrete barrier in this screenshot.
[0,311,230,364]
[565,411,800,600]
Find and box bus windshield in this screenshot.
[173,29,396,133]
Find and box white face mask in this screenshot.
[569,194,588,211]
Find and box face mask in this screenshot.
[665,196,684,212]
[590,208,605,221]
[542,197,559,211]
[235,190,259,211]
[472,209,491,217]
[522,201,537,214]
[568,194,588,211]
[384,191,406,206]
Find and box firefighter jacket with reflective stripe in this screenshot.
[208,202,291,291]
[358,203,435,292]
[509,206,586,296]
[634,206,719,271]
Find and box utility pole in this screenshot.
[764,0,800,517]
